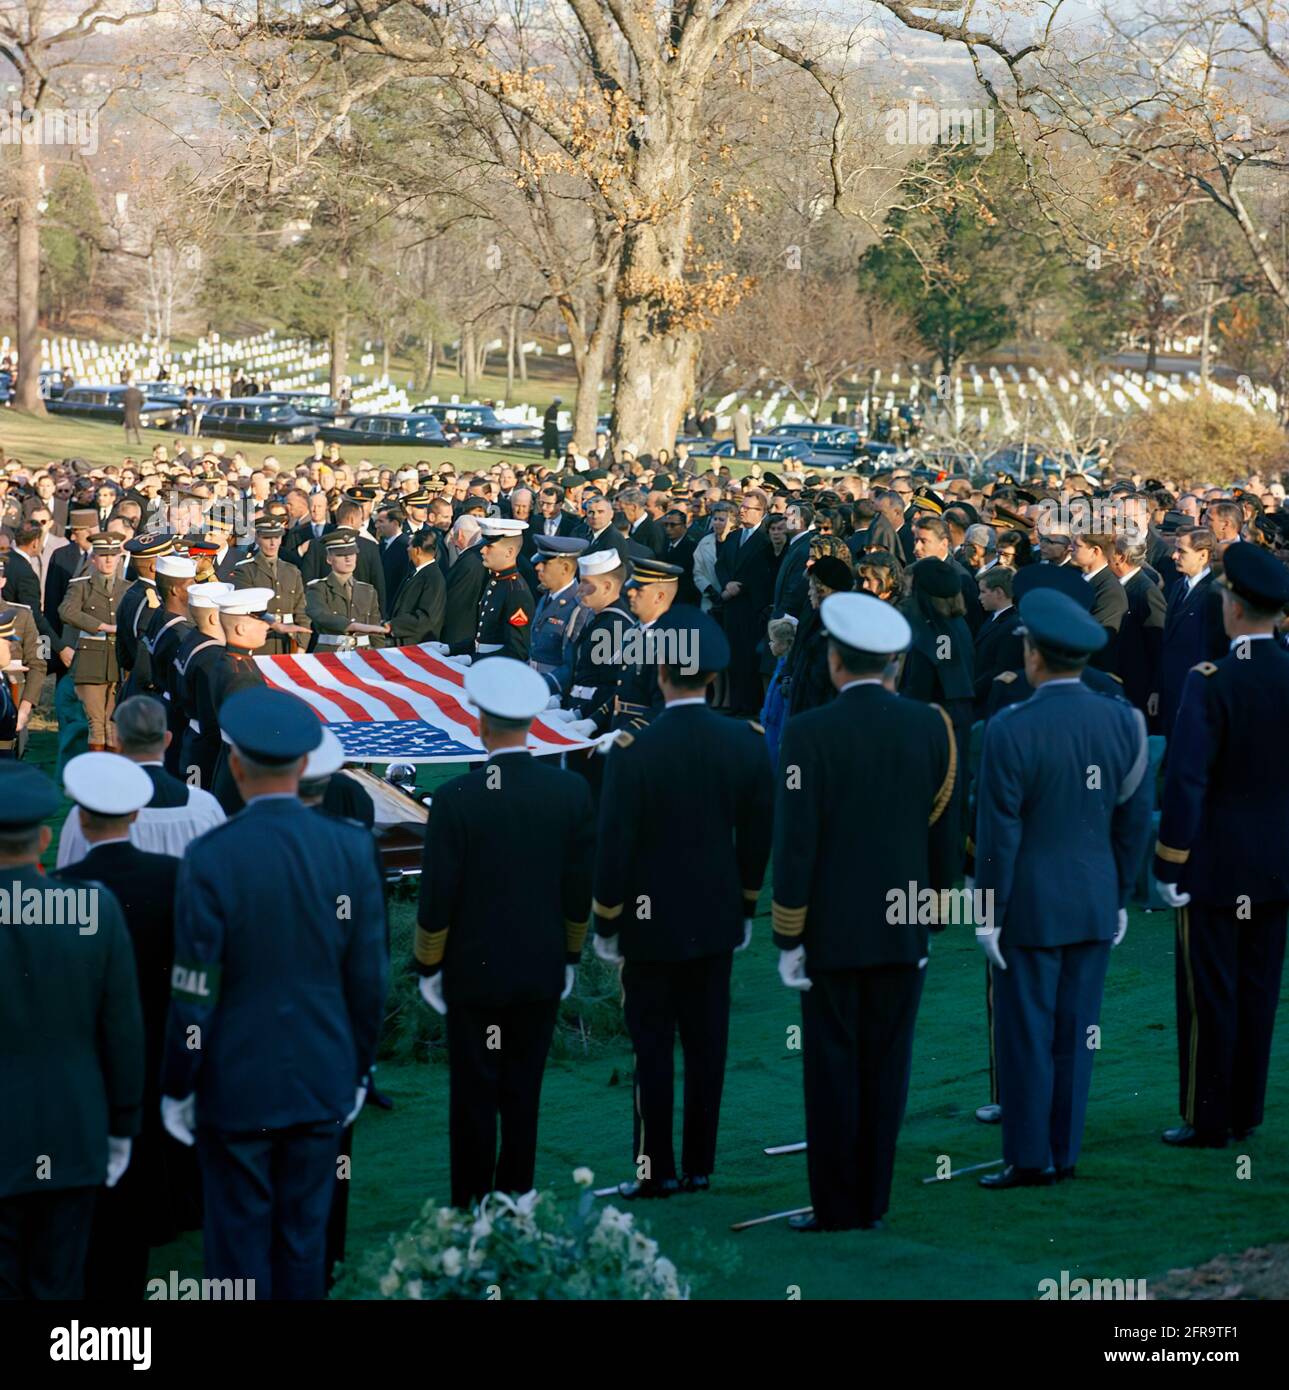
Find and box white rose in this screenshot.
[572,1166,595,1186]
[441,1247,463,1277]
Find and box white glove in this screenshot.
[1113,907,1128,947]
[161,1094,196,1147]
[447,654,473,667]
[777,946,812,990]
[976,926,1007,972]
[344,1084,368,1127]
[428,642,449,655]
[594,730,622,757]
[736,918,753,952]
[561,965,576,1000]
[564,719,597,737]
[593,933,622,964]
[545,696,568,713]
[105,1136,132,1188]
[419,973,447,1015]
[1156,879,1191,908]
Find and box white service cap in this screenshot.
[214,587,274,616]
[578,549,621,577]
[819,592,912,655]
[303,726,345,781]
[63,752,153,816]
[187,581,234,610]
[156,555,197,579]
[464,656,549,721]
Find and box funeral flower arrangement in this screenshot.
[337,1170,688,1300]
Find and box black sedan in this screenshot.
[411,401,541,447]
[47,384,180,428]
[318,411,480,448]
[195,398,322,444]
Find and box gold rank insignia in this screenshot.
[1191,661,1218,677]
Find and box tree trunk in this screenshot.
[505,305,517,399]
[329,254,350,397]
[1199,287,1214,390]
[14,84,46,415]
[518,331,528,383]
[381,333,390,380]
[421,335,436,392]
[461,322,476,395]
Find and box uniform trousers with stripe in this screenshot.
[447,999,559,1209]
[801,964,923,1229]
[622,954,733,1184]
[1175,902,1287,1136]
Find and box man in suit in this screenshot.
[715,488,775,715]
[773,501,815,621]
[416,659,593,1207]
[387,527,446,646]
[1161,525,1226,741]
[973,567,1023,717]
[619,487,665,558]
[534,484,589,542]
[1110,534,1166,730]
[0,765,143,1298]
[160,689,387,1299]
[660,509,700,606]
[44,507,97,633]
[772,593,958,1231]
[374,502,411,610]
[61,753,190,1299]
[863,491,910,565]
[974,590,1153,1188]
[912,513,984,633]
[1071,531,1128,671]
[1153,543,1289,1149]
[595,608,773,1197]
[299,501,387,611]
[441,516,489,655]
[582,493,631,566]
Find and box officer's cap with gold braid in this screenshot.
[124,532,175,558]
[911,485,945,515]
[0,611,16,642]
[624,556,682,589]
[323,527,359,557]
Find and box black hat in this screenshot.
[649,604,730,674]
[625,556,683,588]
[1013,562,1094,612]
[1220,541,1289,612]
[911,557,960,599]
[124,532,175,558]
[344,486,379,504]
[534,535,589,562]
[219,688,323,763]
[0,763,59,828]
[1158,510,1190,535]
[1019,589,1107,657]
[809,555,854,593]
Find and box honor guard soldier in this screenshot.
[475,518,536,660]
[594,609,773,1199]
[0,764,144,1298]
[1153,543,1289,1148]
[772,594,959,1231]
[170,582,232,783]
[234,518,311,655]
[199,587,274,811]
[386,526,447,646]
[529,535,590,677]
[61,753,188,1298]
[611,557,682,731]
[60,531,131,751]
[0,604,46,756]
[116,532,175,700]
[552,549,634,722]
[306,529,388,651]
[415,659,594,1208]
[138,554,196,704]
[160,689,388,1300]
[975,590,1153,1188]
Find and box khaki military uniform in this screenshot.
[306,573,387,651]
[1,603,48,756]
[233,552,310,656]
[59,571,129,746]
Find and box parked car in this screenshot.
[691,436,821,465]
[195,398,322,444]
[768,423,864,461]
[318,411,479,448]
[254,390,351,425]
[47,384,179,429]
[412,402,542,447]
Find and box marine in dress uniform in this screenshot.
[529,535,590,677]
[0,765,144,1299]
[610,557,682,731]
[59,532,131,751]
[61,754,195,1299]
[415,660,594,1208]
[474,518,536,661]
[170,582,232,784]
[1153,543,1289,1148]
[594,610,773,1198]
[386,527,446,646]
[974,591,1153,1188]
[305,530,388,652]
[233,519,311,656]
[160,689,388,1299]
[115,532,175,701]
[200,588,274,813]
[772,595,959,1231]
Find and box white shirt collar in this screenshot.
[1118,567,1140,586]
[487,745,529,757]
[664,696,707,709]
[840,678,883,692]
[1230,633,1274,649]
[548,579,576,601]
[1186,566,1211,589]
[1082,562,1107,581]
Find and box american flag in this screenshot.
[253,643,595,763]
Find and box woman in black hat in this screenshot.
[784,553,855,718]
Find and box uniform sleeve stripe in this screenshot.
[772,902,807,936]
[929,705,957,826]
[414,925,448,965]
[1155,841,1191,865]
[592,899,623,921]
[564,917,589,954]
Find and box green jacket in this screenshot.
[59,571,130,684]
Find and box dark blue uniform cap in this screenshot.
[1220,541,1289,612]
[534,535,589,560]
[1013,562,1095,612]
[1018,589,1108,657]
[0,764,60,828]
[649,603,731,674]
[219,688,323,764]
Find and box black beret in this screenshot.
[911,557,960,599]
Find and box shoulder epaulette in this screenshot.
[746,720,765,735]
[1192,661,1218,677]
[307,578,327,586]
[69,574,90,583]
[995,670,1018,684]
[615,731,634,749]
[234,557,255,567]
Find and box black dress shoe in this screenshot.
[616,1178,680,1200]
[1055,1167,1076,1182]
[979,1164,1055,1190]
[680,1174,710,1193]
[788,1213,823,1232]
[1162,1124,1227,1149]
